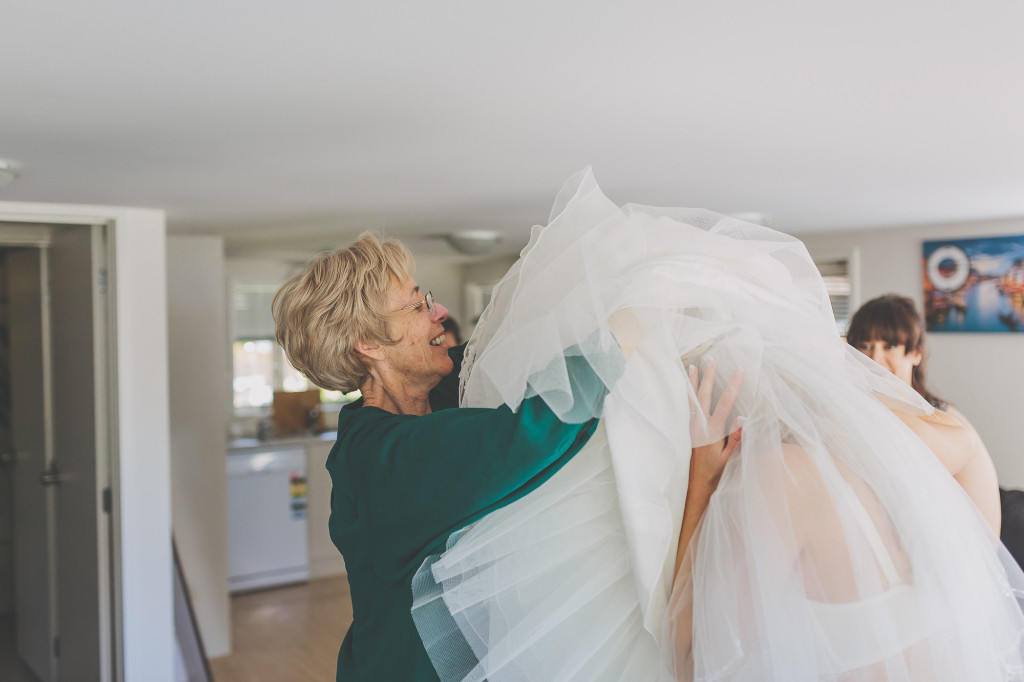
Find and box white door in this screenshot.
[6,223,110,681]
[8,246,57,681]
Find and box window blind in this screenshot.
[816,259,852,336]
[233,284,279,341]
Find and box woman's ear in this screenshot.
[908,347,923,367]
[355,338,385,363]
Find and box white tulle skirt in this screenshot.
[411,168,1024,681]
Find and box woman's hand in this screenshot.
[688,357,744,493]
[675,357,744,576]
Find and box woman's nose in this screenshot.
[432,301,450,321]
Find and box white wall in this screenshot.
[109,208,175,682]
[167,236,231,657]
[461,255,518,337]
[409,254,465,327]
[799,218,1024,488]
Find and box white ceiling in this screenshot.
[2,0,1023,257]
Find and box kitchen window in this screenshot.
[232,283,306,409]
[231,281,352,415]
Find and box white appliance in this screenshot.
[227,445,309,592]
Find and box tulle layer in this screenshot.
[412,424,671,681]
[413,167,1024,681]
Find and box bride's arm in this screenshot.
[671,360,744,674]
[675,432,742,574]
[677,360,744,569]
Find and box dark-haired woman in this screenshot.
[847,293,1001,533]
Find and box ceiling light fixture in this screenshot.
[445,230,502,255]
[0,159,22,188]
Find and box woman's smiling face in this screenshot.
[381,275,453,385]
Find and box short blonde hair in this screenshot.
[273,233,414,392]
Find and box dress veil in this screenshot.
[411,168,1024,681]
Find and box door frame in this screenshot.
[0,201,173,682]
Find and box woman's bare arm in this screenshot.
[895,406,1001,534]
[672,359,744,675]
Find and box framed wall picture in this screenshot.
[922,235,1024,332]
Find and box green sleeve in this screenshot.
[347,354,607,572]
[353,400,596,567]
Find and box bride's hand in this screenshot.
[675,357,745,575]
[688,357,744,492]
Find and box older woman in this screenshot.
[273,234,609,682]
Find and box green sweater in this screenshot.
[328,345,603,681]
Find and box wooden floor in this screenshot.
[209,576,352,682]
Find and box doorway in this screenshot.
[0,224,113,682]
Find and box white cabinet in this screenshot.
[226,446,309,592]
[225,435,346,588]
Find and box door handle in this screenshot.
[40,467,67,486]
[0,451,26,466]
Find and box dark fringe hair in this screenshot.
[846,294,948,409]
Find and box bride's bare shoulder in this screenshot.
[893,407,972,475]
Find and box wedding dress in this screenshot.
[411,168,1024,681]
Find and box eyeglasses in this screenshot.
[395,291,435,317]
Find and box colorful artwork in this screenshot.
[923,235,1024,333]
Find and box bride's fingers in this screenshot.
[697,357,716,407]
[712,368,745,419]
[721,416,745,461]
[687,364,698,394]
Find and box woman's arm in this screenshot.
[675,359,744,572]
[895,405,1001,534]
[345,352,612,567]
[944,406,1001,534]
[671,359,744,676]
